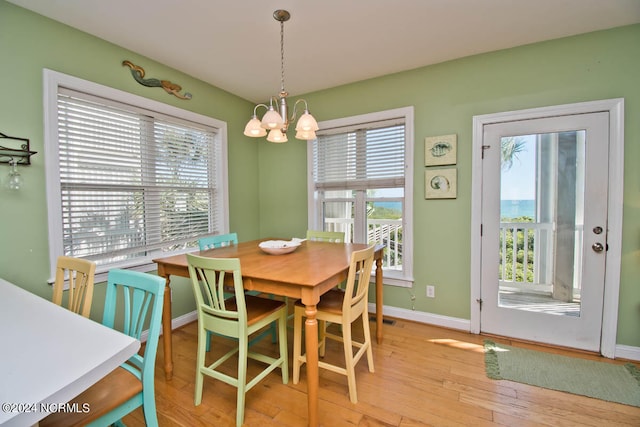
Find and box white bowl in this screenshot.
[258,240,301,255]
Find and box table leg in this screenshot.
[162,277,173,380]
[375,257,383,344]
[304,304,319,427]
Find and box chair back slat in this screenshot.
[187,255,246,325]
[52,256,96,318]
[342,246,375,315]
[103,269,165,381]
[121,287,155,339]
[198,232,239,250]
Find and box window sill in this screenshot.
[375,273,413,288]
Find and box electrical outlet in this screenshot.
[426,285,435,298]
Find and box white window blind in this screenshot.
[313,118,405,191]
[55,88,220,267]
[308,107,414,287]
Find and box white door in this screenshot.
[479,112,610,352]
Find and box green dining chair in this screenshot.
[187,254,289,427]
[306,229,346,243]
[198,232,277,349]
[41,269,165,427]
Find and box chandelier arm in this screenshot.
[291,98,310,121]
[269,96,280,111]
[252,103,269,116]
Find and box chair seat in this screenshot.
[41,366,142,427]
[294,289,345,316]
[229,294,287,326]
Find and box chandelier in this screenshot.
[243,10,319,143]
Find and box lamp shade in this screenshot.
[295,111,319,132]
[244,117,267,137]
[267,128,288,143]
[261,107,284,129]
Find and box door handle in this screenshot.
[592,242,604,253]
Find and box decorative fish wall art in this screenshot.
[122,60,192,100]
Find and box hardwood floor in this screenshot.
[122,318,640,426]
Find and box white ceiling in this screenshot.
[8,0,640,103]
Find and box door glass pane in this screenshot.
[499,131,585,317]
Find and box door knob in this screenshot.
[592,242,604,253]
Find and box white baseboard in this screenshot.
[167,310,198,331]
[368,303,471,331]
[368,303,640,362]
[614,344,640,362]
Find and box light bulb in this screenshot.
[295,130,317,140]
[267,129,288,143]
[295,111,319,132]
[244,117,267,137]
[261,107,284,129]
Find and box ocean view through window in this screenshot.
[501,199,535,220]
[309,107,414,287]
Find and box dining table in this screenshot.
[0,278,140,427]
[152,238,384,427]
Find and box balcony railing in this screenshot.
[500,220,586,300]
[500,221,552,293]
[324,218,403,270]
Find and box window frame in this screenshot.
[307,106,414,287]
[43,69,229,282]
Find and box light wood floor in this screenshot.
[122,317,640,426]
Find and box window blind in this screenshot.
[57,90,218,265]
[313,119,406,191]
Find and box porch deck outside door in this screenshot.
[480,112,609,352]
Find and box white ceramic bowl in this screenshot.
[258,240,301,255]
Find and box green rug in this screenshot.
[484,340,640,407]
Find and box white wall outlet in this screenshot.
[426,285,435,298]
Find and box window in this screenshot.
[44,70,228,279]
[308,107,414,286]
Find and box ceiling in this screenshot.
[8,0,640,103]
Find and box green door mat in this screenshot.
[484,340,640,407]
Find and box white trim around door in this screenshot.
[470,98,624,358]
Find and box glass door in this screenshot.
[480,112,609,351]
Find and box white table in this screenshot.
[0,278,140,427]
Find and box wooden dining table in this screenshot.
[0,278,140,427]
[152,238,384,427]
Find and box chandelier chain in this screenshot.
[280,19,286,94]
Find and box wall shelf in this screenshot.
[0,132,37,165]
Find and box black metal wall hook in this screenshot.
[0,132,37,165]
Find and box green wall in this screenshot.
[0,1,258,321]
[258,25,640,346]
[2,1,639,347]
